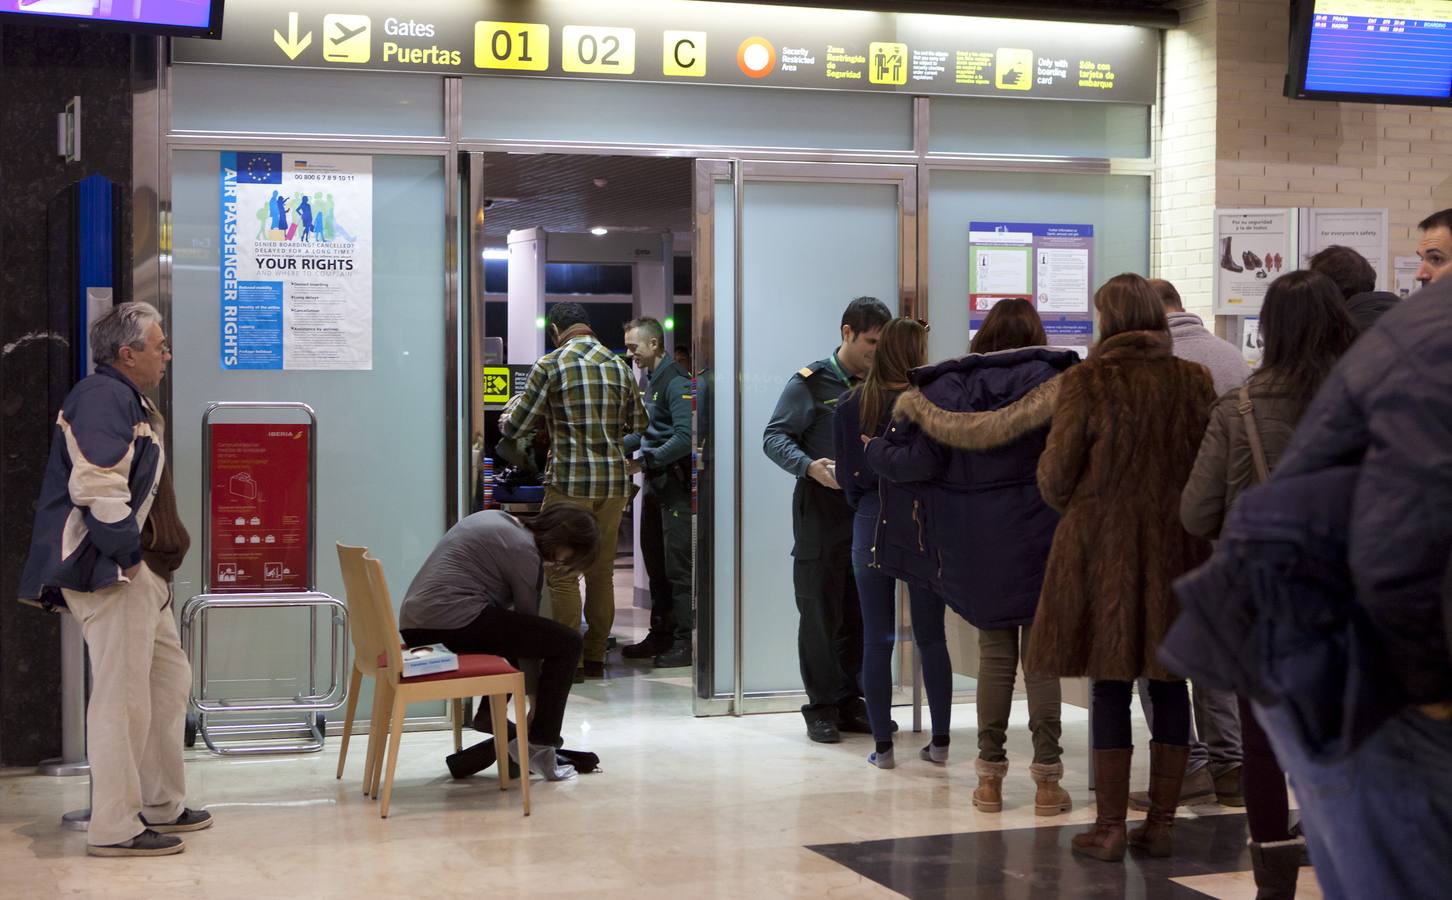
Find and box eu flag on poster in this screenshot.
[236,153,283,184]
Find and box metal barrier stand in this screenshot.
[178,402,348,755]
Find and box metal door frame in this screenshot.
[692,159,918,716]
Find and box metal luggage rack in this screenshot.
[179,402,348,755]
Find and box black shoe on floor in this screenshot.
[573,669,585,684]
[140,808,212,834]
[807,719,841,744]
[581,660,606,678]
[447,738,521,779]
[88,829,184,857]
[653,642,692,668]
[622,632,671,660]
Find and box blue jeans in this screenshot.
[854,505,953,742]
[1257,702,1452,899]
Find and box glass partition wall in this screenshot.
[153,61,1154,722]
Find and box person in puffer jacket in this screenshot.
[17,302,209,857]
[864,299,1079,814]
[833,317,945,769]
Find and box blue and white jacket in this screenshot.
[18,364,165,605]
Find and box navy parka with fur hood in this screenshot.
[864,347,1080,628]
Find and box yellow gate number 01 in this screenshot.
[474,21,550,71]
[562,25,636,74]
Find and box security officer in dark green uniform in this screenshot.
[621,317,696,669]
[764,297,892,743]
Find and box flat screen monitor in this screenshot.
[1287,0,1452,105]
[0,1,223,39]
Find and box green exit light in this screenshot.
[535,317,547,329]
[663,318,675,331]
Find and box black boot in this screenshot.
[1249,838,1304,899]
[622,631,671,660]
[1220,237,1243,272]
[446,738,521,779]
[653,640,693,668]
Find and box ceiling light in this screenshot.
[590,227,609,236]
[482,248,508,260]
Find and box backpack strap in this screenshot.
[1237,384,1272,485]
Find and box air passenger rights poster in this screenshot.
[219,152,373,370]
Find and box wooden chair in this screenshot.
[360,551,530,817]
[335,543,387,788]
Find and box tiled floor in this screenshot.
[0,574,1322,898]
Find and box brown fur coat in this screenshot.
[1023,331,1216,681]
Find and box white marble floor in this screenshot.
[0,579,1323,898]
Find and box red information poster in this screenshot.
[209,423,310,593]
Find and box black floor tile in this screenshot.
[809,813,1252,899]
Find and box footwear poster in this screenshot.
[1240,316,1263,367]
[969,222,1094,349]
[1214,208,1296,316]
[219,152,373,370]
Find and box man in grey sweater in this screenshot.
[1135,279,1250,809]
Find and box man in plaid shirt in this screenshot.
[501,303,647,677]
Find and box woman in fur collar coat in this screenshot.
[1031,274,1215,863]
[864,299,1078,815]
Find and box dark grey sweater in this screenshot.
[398,511,542,631]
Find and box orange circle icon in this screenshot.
[737,36,775,78]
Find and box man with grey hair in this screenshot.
[19,301,208,857]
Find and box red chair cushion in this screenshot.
[377,651,519,681]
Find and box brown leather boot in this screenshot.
[1071,748,1132,862]
[1029,761,1073,815]
[1128,742,1190,857]
[972,759,1008,812]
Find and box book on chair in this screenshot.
[401,643,459,677]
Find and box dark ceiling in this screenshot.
[713,0,1181,28]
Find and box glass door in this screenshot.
[694,160,917,715]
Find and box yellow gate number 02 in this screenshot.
[562,25,636,74]
[474,21,550,71]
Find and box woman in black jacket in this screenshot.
[833,317,950,769]
[865,299,1078,813]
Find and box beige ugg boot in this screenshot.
[972,758,1009,812]
[1030,761,1073,815]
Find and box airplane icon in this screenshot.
[323,14,371,64]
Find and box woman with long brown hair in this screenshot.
[866,297,1080,812]
[1179,270,1357,896]
[832,317,947,768]
[1025,274,1216,861]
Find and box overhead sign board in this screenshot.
[175,0,1157,104]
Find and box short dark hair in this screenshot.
[674,344,690,355]
[841,296,892,338]
[625,316,664,346]
[1418,208,1452,232]
[547,302,590,335]
[521,505,600,574]
[1307,245,1376,299]
[969,298,1046,354]
[1147,278,1183,311]
[1094,273,1167,340]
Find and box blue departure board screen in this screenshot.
[1299,1,1452,101]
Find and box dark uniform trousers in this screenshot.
[792,477,863,720]
[639,466,694,644]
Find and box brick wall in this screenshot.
[1154,0,1219,319]
[1213,0,1452,285]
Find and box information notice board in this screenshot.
[209,423,311,593]
[969,222,1095,352]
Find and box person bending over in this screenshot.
[398,505,599,781]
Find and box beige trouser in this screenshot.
[976,624,1063,765]
[63,565,190,846]
[543,487,628,664]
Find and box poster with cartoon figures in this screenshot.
[1214,208,1297,316]
[219,153,372,370]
